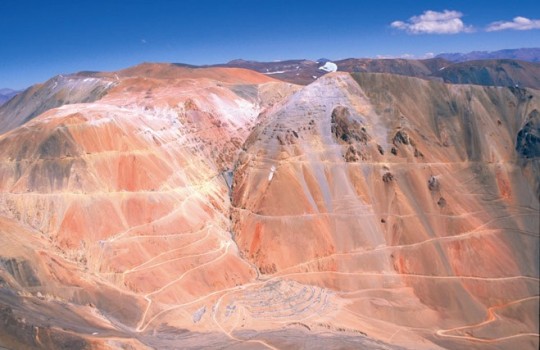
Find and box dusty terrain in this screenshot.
[0,64,538,349]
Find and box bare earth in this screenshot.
[0,64,538,349]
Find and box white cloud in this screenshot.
[141,39,147,44]
[391,10,473,34]
[486,16,540,31]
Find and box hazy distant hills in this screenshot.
[211,48,540,87]
[436,48,540,62]
[0,88,21,106]
[434,59,540,88]
[214,59,322,85]
[212,56,540,88]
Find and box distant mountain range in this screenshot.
[0,88,21,106]
[436,48,540,63]
[2,48,538,97]
[211,48,540,87]
[211,56,540,88]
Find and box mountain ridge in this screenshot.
[212,57,540,88]
[0,88,21,106]
[436,48,540,63]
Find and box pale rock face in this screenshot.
[0,66,538,350]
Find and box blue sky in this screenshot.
[1,0,539,89]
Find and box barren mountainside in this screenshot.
[434,60,540,89]
[214,57,540,89]
[0,63,538,349]
[0,75,115,135]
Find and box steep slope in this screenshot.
[0,75,115,134]
[232,72,539,349]
[0,88,21,106]
[335,58,438,78]
[0,65,322,349]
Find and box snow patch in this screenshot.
[319,61,338,73]
[264,70,287,75]
[268,165,276,181]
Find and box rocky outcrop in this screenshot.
[0,258,40,287]
[427,176,440,191]
[331,106,370,143]
[516,109,540,159]
[330,106,376,162]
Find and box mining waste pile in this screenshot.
[0,62,538,349]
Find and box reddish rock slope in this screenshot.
[232,72,539,349]
[0,66,538,349]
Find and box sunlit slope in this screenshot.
[232,72,539,349]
